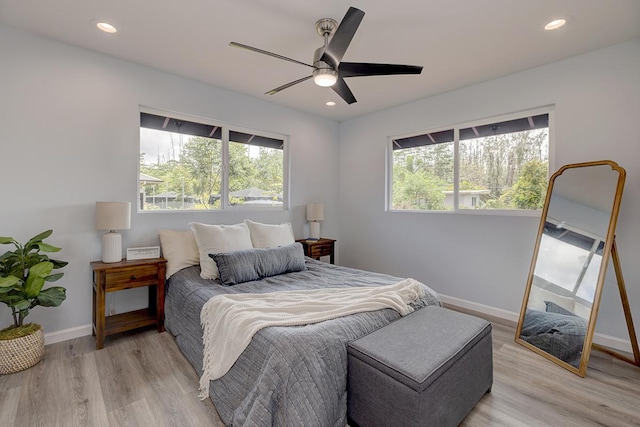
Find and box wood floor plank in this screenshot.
[12,350,109,426]
[63,353,110,427]
[94,337,155,414]
[0,362,29,393]
[43,334,98,362]
[94,328,223,425]
[0,385,21,426]
[1,319,639,426]
[108,398,166,427]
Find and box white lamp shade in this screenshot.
[306,202,325,221]
[96,202,131,231]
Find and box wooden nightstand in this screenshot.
[90,258,167,349]
[296,238,336,264]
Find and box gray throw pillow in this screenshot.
[210,242,307,285]
[544,301,577,317]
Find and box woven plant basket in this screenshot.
[0,324,45,374]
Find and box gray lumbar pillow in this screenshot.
[210,242,307,285]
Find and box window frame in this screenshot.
[139,106,290,213]
[386,106,554,216]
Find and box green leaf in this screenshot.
[24,276,44,298]
[24,277,45,298]
[37,287,66,307]
[0,292,16,300]
[26,230,53,246]
[36,242,61,253]
[0,276,20,288]
[44,272,64,282]
[0,294,24,305]
[24,261,53,298]
[13,300,30,310]
[0,237,16,245]
[50,259,69,269]
[0,285,20,294]
[29,261,54,278]
[25,253,48,266]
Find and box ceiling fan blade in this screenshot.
[230,42,314,69]
[265,75,313,95]
[339,62,423,78]
[332,78,357,104]
[321,7,365,69]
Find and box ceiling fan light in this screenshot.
[313,69,338,87]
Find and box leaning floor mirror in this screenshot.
[515,160,640,377]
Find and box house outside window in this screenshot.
[389,107,552,213]
[139,109,287,211]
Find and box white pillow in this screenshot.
[188,222,253,280]
[245,219,295,248]
[158,229,200,279]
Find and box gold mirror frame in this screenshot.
[515,160,640,376]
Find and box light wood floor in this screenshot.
[1,320,639,426]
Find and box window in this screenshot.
[389,108,551,212]
[139,110,286,211]
[535,221,603,304]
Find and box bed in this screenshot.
[520,304,588,368]
[164,257,441,426]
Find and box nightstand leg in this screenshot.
[95,277,106,350]
[92,285,96,337]
[157,263,166,332]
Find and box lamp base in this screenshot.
[102,231,123,263]
[309,221,321,240]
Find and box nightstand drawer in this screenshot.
[309,243,333,258]
[296,238,336,264]
[104,264,159,291]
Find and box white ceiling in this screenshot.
[1,0,639,121]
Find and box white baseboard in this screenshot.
[440,295,521,323]
[44,324,92,346]
[591,333,634,354]
[44,296,634,355]
[439,294,634,354]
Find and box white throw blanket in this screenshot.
[198,278,425,399]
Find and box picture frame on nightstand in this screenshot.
[126,246,160,260]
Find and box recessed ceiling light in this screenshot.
[96,22,117,34]
[544,18,567,31]
[326,101,336,107]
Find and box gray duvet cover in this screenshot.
[165,258,441,426]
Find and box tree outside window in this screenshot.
[139,112,286,211]
[391,111,550,212]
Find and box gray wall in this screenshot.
[338,39,640,344]
[0,24,340,339]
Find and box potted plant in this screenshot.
[0,230,67,374]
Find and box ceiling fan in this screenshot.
[229,6,423,104]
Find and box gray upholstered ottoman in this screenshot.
[347,306,492,427]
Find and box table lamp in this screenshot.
[96,201,131,263]
[306,202,324,240]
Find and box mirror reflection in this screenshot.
[517,161,623,372]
